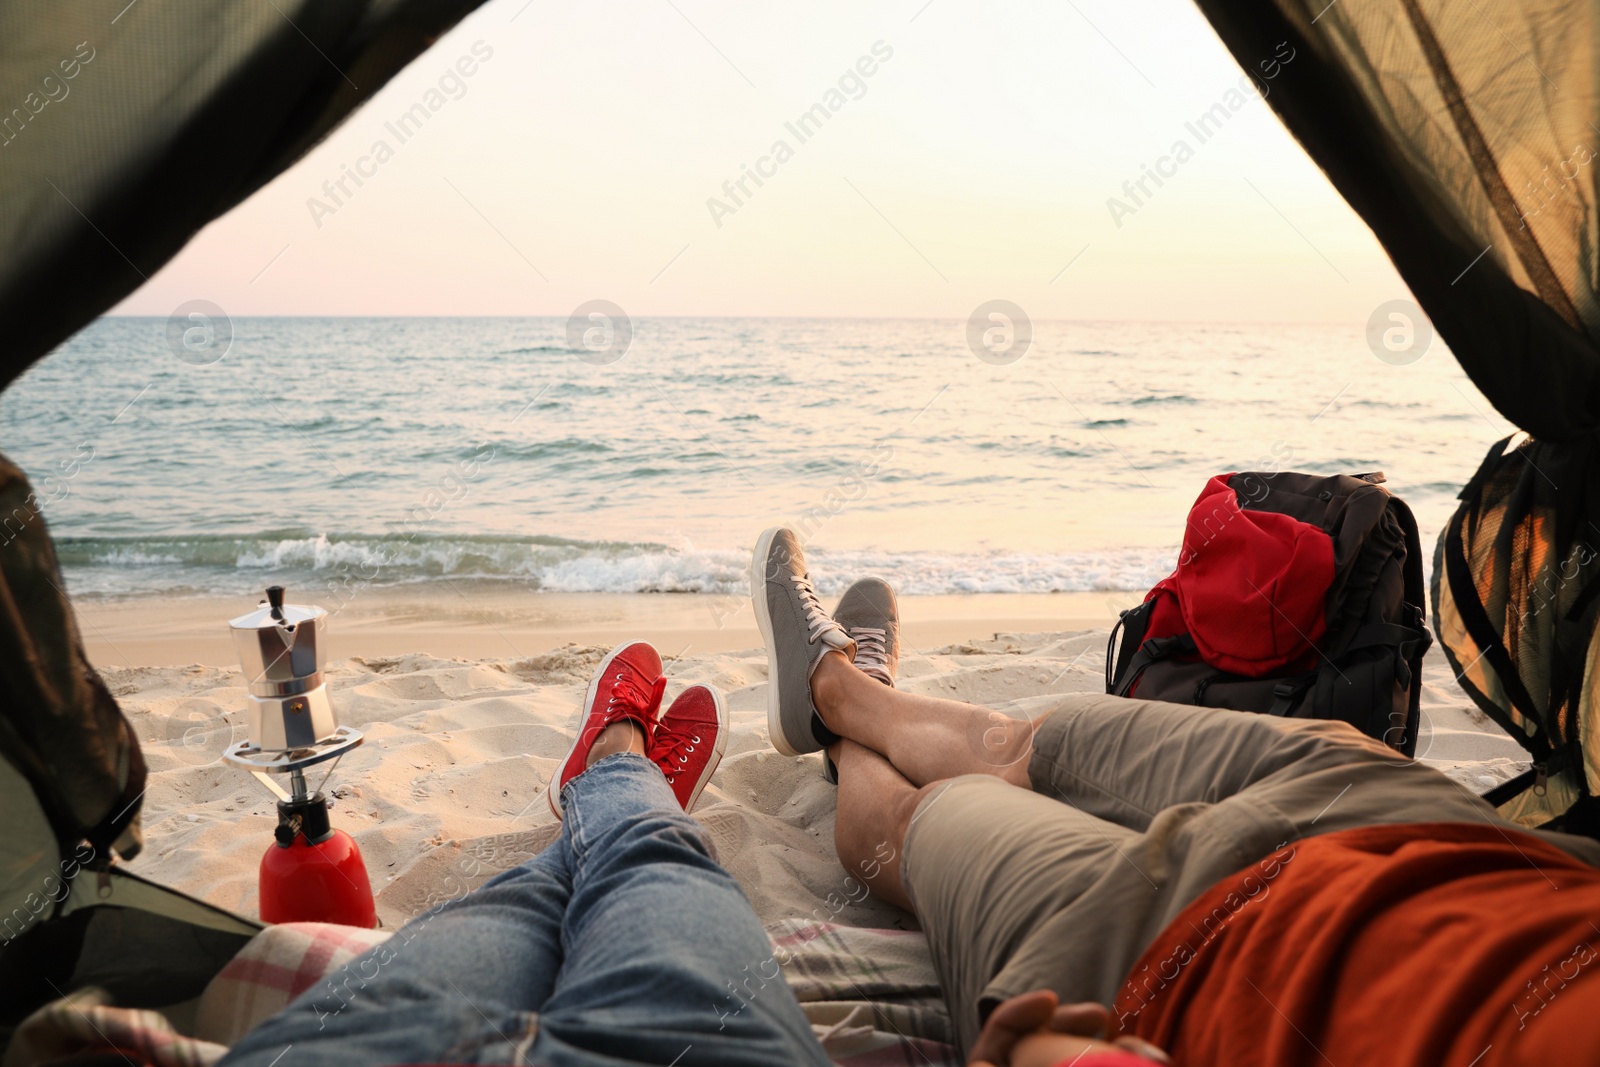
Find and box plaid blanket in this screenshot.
[9,920,958,1066]
[194,922,394,1045]
[5,987,225,1067]
[773,919,961,1066]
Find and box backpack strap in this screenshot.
[1111,632,1197,698]
[1193,672,1228,704]
[1274,622,1431,725]
[1106,601,1155,693]
[1483,767,1541,808]
[1341,620,1433,686]
[1342,621,1431,653]
[1439,496,1560,807]
[1269,673,1316,715]
[1390,495,1428,637]
[1441,506,1550,751]
[1105,613,1127,692]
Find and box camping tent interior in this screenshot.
[4,0,1600,1053]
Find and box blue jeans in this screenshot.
[221,754,831,1066]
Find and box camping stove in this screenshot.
[223,586,377,928]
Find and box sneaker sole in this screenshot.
[547,638,654,820]
[749,526,804,757]
[676,685,730,813]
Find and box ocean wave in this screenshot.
[1127,394,1197,406]
[490,438,613,459]
[53,533,1179,599]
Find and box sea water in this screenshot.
[0,316,1510,600]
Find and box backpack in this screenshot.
[1432,434,1600,835]
[1106,471,1433,756]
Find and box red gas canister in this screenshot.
[258,794,377,928]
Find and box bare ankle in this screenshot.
[811,650,854,724]
[586,720,647,767]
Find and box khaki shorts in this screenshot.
[900,694,1600,1053]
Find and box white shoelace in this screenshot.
[850,626,892,686]
[790,573,839,642]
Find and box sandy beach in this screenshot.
[88,591,1532,930]
[77,588,1143,668]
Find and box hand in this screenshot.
[966,990,1170,1067]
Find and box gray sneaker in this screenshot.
[822,576,900,783]
[834,577,899,688]
[750,527,855,756]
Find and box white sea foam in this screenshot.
[54,533,1178,598]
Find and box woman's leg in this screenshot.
[529,754,830,1067]
[220,721,652,1067]
[220,821,575,1067]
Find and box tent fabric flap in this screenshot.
[1191,0,1600,440]
[0,0,491,390]
[0,453,143,868]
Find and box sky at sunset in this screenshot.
[111,0,1412,323]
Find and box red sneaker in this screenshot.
[548,641,667,819]
[651,684,728,812]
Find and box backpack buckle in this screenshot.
[1268,675,1316,716]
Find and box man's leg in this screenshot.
[528,753,830,1067]
[816,648,1600,867]
[827,682,1600,1054]
[1018,692,1600,865]
[828,739,925,911]
[813,651,1036,788]
[827,732,1150,1053]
